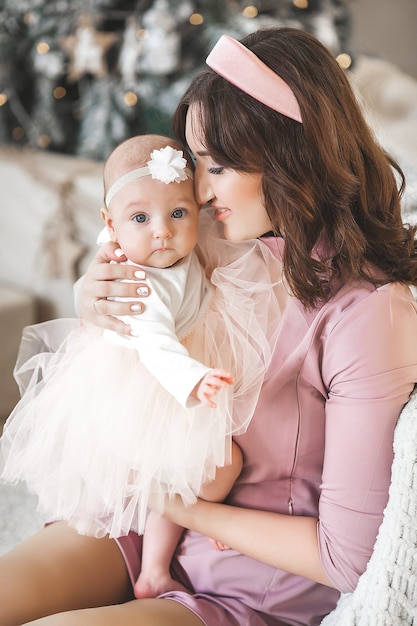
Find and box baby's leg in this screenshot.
[200,440,243,551]
[134,442,242,596]
[0,521,132,626]
[134,513,189,599]
[199,440,243,502]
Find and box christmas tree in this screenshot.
[0,0,352,161]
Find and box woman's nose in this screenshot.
[193,165,214,205]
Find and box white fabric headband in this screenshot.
[105,146,194,207]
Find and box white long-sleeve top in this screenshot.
[104,251,213,409]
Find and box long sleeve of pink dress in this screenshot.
[117,238,417,626]
[316,281,417,591]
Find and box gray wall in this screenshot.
[350,0,417,79]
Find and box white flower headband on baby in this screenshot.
[105,145,194,207]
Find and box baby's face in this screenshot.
[104,175,199,268]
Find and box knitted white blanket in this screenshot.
[321,389,417,625]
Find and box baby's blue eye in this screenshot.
[133,213,147,223]
[172,209,186,218]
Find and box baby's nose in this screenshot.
[153,221,172,239]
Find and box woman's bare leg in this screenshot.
[22,598,205,626]
[0,521,132,626]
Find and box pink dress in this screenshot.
[117,236,417,626]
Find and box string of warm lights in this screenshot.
[0,1,353,156]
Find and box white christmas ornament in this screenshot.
[139,0,181,75]
[118,16,144,87]
[59,15,117,82]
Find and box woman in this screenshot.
[1,27,417,626]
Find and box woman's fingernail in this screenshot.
[131,303,142,312]
[115,248,124,258]
[134,270,146,279]
[136,286,148,297]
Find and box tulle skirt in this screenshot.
[0,225,283,538]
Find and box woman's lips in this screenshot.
[213,207,231,221]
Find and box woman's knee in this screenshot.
[0,522,133,626]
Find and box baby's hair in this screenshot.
[103,134,194,203]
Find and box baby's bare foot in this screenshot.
[134,569,189,599]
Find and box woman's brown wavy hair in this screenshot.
[172,27,417,309]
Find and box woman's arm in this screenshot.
[159,495,335,588]
[75,241,148,334]
[317,285,417,592]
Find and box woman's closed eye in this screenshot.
[208,166,224,175]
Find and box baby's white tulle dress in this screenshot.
[0,213,283,538]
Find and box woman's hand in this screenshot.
[77,241,149,335]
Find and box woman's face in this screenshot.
[185,105,273,241]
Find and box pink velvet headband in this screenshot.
[206,35,302,124]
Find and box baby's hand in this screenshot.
[196,369,234,408]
